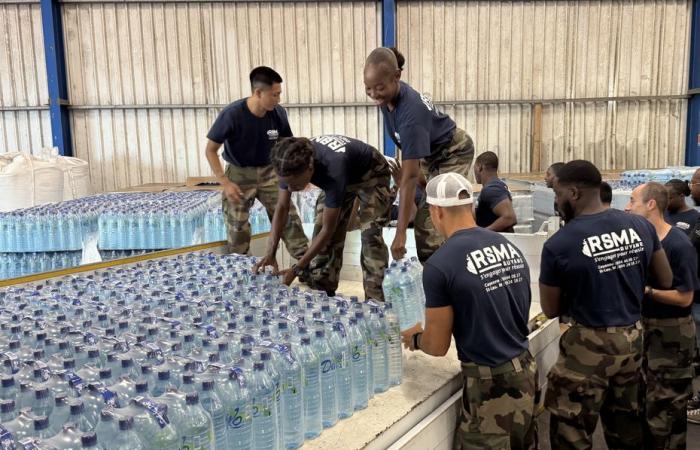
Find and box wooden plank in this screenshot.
[531,102,543,172]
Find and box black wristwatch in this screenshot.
[412,332,422,350]
[291,264,307,277]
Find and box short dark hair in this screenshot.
[365,47,405,72]
[642,182,669,213]
[249,66,283,90]
[548,162,565,176]
[475,151,499,171]
[665,178,691,197]
[600,182,612,204]
[270,137,314,177]
[556,160,602,188]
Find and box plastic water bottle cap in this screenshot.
[202,380,215,391]
[185,392,199,405]
[81,432,98,447]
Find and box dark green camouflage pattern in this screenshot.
[546,322,644,450]
[221,164,308,259]
[454,351,538,450]
[414,127,475,262]
[642,316,696,450]
[305,149,391,301]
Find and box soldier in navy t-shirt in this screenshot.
[473,151,516,232]
[400,172,537,450]
[204,66,308,258]
[540,160,672,449]
[626,182,698,447]
[363,47,474,263]
[254,135,391,301]
[664,179,700,235]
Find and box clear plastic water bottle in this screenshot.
[66,399,93,433]
[347,318,369,411]
[131,395,180,450]
[329,322,353,419]
[297,336,321,439]
[384,304,403,386]
[250,362,277,450]
[111,416,146,450]
[49,394,70,435]
[0,398,17,423]
[312,329,337,429]
[369,307,389,394]
[31,386,54,417]
[181,392,214,450]
[217,367,252,450]
[200,380,227,450]
[152,369,176,397]
[353,311,373,400]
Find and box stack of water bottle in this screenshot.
[382,258,426,331]
[0,201,100,254]
[97,192,218,250]
[0,252,83,280]
[292,188,321,225]
[619,166,700,189]
[199,194,274,244]
[0,251,403,449]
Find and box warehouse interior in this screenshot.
[2,0,700,449]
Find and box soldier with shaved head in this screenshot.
[364,47,474,263]
[626,182,699,449]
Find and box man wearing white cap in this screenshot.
[400,172,538,450]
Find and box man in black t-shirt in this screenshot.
[540,160,673,449]
[400,172,537,449]
[254,135,391,301]
[626,182,698,448]
[474,151,516,232]
[204,67,308,258]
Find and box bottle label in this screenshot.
[134,396,170,428]
[333,321,347,338]
[65,371,85,393]
[84,332,97,345]
[0,425,15,450]
[227,406,248,429]
[90,383,119,407]
[2,353,19,374]
[17,439,36,450]
[229,367,247,388]
[259,341,296,365]
[202,325,219,338]
[321,358,335,374]
[145,344,164,362]
[34,361,51,380]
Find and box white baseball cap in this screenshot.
[426,172,474,207]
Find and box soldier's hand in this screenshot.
[253,255,278,274]
[391,233,407,260]
[280,269,296,286]
[400,323,423,350]
[222,179,243,203]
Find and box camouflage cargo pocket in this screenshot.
[453,429,510,450]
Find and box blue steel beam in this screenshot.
[40,0,72,156]
[382,0,396,157]
[686,0,700,165]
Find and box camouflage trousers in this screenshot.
[415,127,475,262]
[546,321,644,450]
[454,350,538,450]
[221,164,308,259]
[305,149,391,301]
[641,316,696,450]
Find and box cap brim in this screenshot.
[426,197,474,207]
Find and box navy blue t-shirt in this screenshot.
[207,99,293,167]
[423,227,531,366]
[279,135,375,208]
[540,209,660,327]
[476,178,513,230]
[380,82,456,160]
[643,227,699,318]
[665,209,700,236]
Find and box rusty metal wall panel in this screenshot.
[62,1,381,191]
[0,2,51,153]
[397,0,691,171]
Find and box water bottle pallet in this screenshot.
[0,251,404,449]
[0,251,83,279]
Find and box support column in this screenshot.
[382,0,396,157]
[686,0,700,165]
[40,0,72,156]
